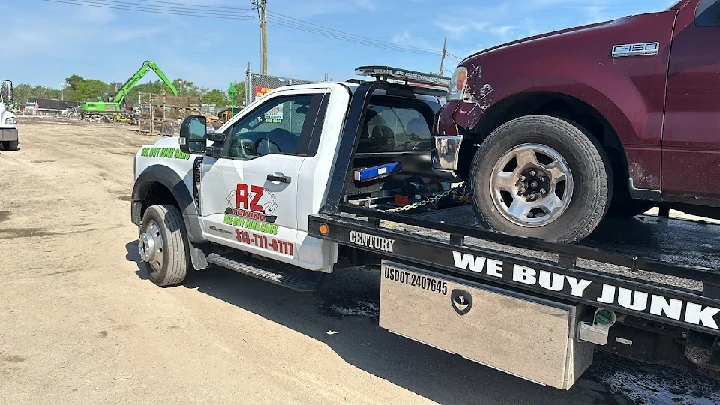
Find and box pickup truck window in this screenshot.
[696,0,720,26]
[358,96,436,153]
[224,94,321,159]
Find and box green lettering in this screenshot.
[141,148,149,157]
[259,223,278,235]
[174,149,190,160]
[247,220,263,231]
[223,215,233,225]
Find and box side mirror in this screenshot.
[1,80,12,102]
[179,115,207,154]
[208,131,227,142]
[205,145,224,158]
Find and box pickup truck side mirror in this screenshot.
[0,80,12,103]
[179,115,208,155]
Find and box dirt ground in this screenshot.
[1,117,719,405]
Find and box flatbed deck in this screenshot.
[309,204,720,337]
[413,206,720,292]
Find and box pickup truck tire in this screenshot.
[3,140,18,151]
[138,204,189,287]
[469,115,611,243]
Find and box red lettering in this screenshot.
[236,183,249,210]
[250,185,264,212]
[235,183,264,214]
[232,208,267,222]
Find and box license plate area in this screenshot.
[379,260,594,389]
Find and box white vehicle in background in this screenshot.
[0,80,18,151]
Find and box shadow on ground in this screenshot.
[126,242,718,405]
[123,241,718,405]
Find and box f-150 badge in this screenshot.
[612,42,659,58]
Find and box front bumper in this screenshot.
[0,128,18,142]
[431,135,463,172]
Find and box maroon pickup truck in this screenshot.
[433,0,720,243]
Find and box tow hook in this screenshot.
[577,309,617,345]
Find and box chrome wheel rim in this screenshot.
[489,143,574,227]
[138,220,164,272]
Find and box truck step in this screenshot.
[206,253,325,292]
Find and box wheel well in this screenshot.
[460,92,630,200]
[140,182,179,219]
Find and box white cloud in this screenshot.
[434,21,469,37]
[391,31,443,54]
[490,25,518,42]
[349,0,376,10]
[583,6,608,23]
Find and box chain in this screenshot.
[386,182,466,212]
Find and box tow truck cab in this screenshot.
[133,67,455,274]
[0,80,18,151]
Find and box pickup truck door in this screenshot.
[662,0,720,201]
[199,88,330,265]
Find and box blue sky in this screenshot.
[2,0,676,91]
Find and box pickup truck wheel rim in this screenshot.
[138,221,164,272]
[489,143,574,227]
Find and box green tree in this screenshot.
[201,89,228,106]
[13,84,32,104]
[229,81,246,107]
[63,74,110,102]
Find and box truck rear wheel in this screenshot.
[468,115,612,243]
[138,204,189,286]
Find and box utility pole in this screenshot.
[439,36,448,76]
[252,0,268,75]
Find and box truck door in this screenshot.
[662,0,720,200]
[199,88,329,265]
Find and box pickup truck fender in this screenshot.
[451,10,677,191]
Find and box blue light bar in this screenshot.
[354,162,403,182]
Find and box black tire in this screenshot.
[468,115,612,243]
[3,140,18,151]
[139,205,189,287]
[607,199,654,217]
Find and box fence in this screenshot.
[244,63,324,105]
[137,92,202,136]
[135,64,327,136]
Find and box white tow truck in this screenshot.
[0,80,18,151]
[131,66,720,389]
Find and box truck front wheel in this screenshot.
[138,204,189,286]
[468,115,612,243]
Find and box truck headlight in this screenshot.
[5,117,17,125]
[448,67,468,101]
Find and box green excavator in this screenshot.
[80,61,178,117]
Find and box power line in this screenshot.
[265,10,444,56]
[135,0,252,11]
[40,0,255,20]
[40,0,458,59]
[264,15,443,56]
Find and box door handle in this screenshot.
[267,174,291,184]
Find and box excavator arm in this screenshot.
[112,61,178,105]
